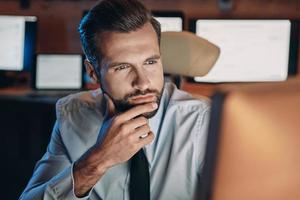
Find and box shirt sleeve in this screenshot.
[19,121,93,200]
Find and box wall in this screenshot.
[0,0,300,91]
[0,0,299,51]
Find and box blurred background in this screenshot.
[0,0,300,199]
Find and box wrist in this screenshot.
[73,147,109,197]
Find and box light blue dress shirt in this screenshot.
[19,82,210,200]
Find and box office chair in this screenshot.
[160,31,220,88]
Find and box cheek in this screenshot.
[101,74,131,99]
[148,65,164,89]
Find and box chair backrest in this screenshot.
[160,31,220,77]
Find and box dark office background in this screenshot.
[0,0,300,199]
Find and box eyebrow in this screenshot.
[145,54,161,62]
[108,54,161,69]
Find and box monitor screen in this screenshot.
[0,15,37,71]
[152,11,184,32]
[35,54,83,90]
[200,79,300,200]
[192,20,294,82]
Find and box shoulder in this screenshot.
[53,89,104,160]
[54,89,104,138]
[164,82,210,115]
[163,83,211,137]
[55,89,103,121]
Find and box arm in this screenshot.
[73,94,157,197]
[20,95,158,199]
[19,121,90,200]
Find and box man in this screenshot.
[20,0,210,199]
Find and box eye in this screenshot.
[114,64,130,71]
[144,59,157,65]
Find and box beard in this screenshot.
[111,87,163,119]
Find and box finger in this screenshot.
[137,131,155,146]
[119,102,158,122]
[131,124,151,139]
[103,93,116,119]
[124,116,148,131]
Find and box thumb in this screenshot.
[103,93,116,119]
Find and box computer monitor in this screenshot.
[32,54,84,90]
[200,78,300,200]
[190,19,299,83]
[152,11,184,32]
[0,15,37,72]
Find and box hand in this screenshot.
[96,93,157,167]
[73,93,157,197]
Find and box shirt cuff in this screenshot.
[71,162,95,199]
[46,163,94,200]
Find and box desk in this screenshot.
[181,76,300,98]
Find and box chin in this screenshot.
[141,109,159,119]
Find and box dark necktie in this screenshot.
[129,149,150,200]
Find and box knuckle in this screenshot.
[142,117,148,124]
[140,119,147,126]
[137,116,147,124]
[113,115,122,124]
[112,117,118,125]
[148,103,155,110]
[147,132,154,140]
[143,126,150,133]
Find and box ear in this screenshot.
[84,59,99,83]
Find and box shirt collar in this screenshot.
[144,84,170,165]
[148,85,168,135]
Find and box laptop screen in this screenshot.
[192,19,292,82]
[35,54,83,90]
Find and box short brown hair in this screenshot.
[78,0,161,76]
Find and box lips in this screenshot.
[129,93,157,104]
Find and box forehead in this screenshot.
[99,22,160,63]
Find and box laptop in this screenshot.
[29,54,84,98]
[199,79,300,200]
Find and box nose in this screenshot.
[132,68,150,91]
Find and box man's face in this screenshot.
[98,22,164,118]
